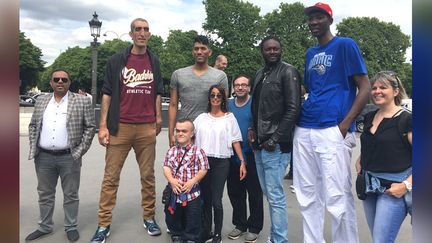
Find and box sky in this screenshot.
[19,0,412,66]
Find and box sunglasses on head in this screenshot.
[210,93,222,99]
[53,77,69,83]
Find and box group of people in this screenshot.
[25,2,412,243]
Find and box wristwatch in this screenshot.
[402,180,412,192]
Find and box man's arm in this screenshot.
[155,94,162,135]
[269,67,301,143]
[168,89,178,147]
[77,97,96,156]
[98,94,111,146]
[338,74,371,137]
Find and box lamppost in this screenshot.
[88,11,102,109]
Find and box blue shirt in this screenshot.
[228,97,252,165]
[299,36,367,132]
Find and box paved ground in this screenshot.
[19,128,411,243]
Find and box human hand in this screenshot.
[156,118,162,136]
[247,129,255,144]
[338,123,349,138]
[261,139,276,152]
[169,178,183,195]
[169,134,176,147]
[98,127,110,146]
[239,162,247,181]
[182,179,196,193]
[386,182,407,198]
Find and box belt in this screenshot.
[39,147,71,156]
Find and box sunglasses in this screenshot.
[53,77,69,83]
[210,93,222,99]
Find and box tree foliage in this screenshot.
[336,17,411,96]
[36,1,412,99]
[19,31,45,94]
[203,0,263,79]
[263,2,315,77]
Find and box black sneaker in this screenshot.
[66,229,79,241]
[172,235,182,243]
[90,225,110,243]
[143,219,162,236]
[211,234,222,243]
[25,229,52,241]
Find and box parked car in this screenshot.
[355,103,378,133]
[401,98,412,112]
[19,95,36,107]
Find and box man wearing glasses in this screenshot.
[26,69,95,242]
[91,18,164,243]
[227,75,263,243]
[293,3,370,243]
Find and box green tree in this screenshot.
[263,2,314,75]
[38,39,131,101]
[203,0,263,79]
[19,31,45,94]
[336,17,412,95]
[159,29,197,91]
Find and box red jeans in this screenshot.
[98,122,156,226]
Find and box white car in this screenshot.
[401,98,412,112]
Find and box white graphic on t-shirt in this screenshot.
[122,67,154,87]
[308,52,333,75]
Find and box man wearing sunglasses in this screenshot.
[91,18,164,243]
[26,69,96,242]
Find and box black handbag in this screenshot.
[161,148,190,205]
[162,185,172,205]
[355,170,367,200]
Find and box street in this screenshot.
[19,130,412,243]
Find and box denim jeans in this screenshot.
[35,151,81,233]
[363,193,407,243]
[254,145,289,243]
[165,197,202,242]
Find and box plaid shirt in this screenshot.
[164,143,209,202]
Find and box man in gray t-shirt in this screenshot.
[168,35,228,147]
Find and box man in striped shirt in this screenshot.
[163,118,209,243]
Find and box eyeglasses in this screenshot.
[53,77,69,83]
[134,26,150,32]
[234,84,249,88]
[210,93,222,99]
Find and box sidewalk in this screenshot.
[19,130,412,243]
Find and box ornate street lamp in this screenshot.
[88,11,102,108]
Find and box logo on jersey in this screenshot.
[122,67,154,87]
[308,52,333,75]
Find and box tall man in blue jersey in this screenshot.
[292,3,370,243]
[227,75,263,243]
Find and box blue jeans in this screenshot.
[165,197,202,242]
[363,193,407,243]
[254,145,289,243]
